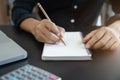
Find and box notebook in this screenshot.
[42,32,92,60]
[0,30,27,65]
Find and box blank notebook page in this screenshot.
[42,32,91,60]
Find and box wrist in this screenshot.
[106,14,120,25]
[20,18,40,35]
[108,20,120,37]
[30,20,40,36]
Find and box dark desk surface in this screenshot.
[0,25,120,80]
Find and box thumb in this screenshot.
[82,30,97,43]
[57,26,65,38]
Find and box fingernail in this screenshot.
[86,44,90,48]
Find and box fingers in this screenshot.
[58,26,65,33]
[110,41,120,50]
[35,31,50,43]
[92,32,112,49]
[40,26,60,43]
[101,38,115,50]
[57,26,65,38]
[83,27,120,50]
[82,30,97,43]
[42,19,60,36]
[84,27,106,48]
[33,19,65,43]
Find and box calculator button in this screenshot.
[9,77,20,80]
[15,71,20,74]
[0,64,61,80]
[49,75,57,80]
[38,76,43,80]
[4,75,9,79]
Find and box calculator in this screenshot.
[0,64,62,80]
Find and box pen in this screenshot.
[37,3,66,46]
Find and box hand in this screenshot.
[31,19,65,43]
[83,21,120,50]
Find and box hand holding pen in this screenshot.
[36,3,66,45]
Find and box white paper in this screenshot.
[42,32,92,60]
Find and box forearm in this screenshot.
[20,18,40,34]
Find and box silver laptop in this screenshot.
[0,30,27,65]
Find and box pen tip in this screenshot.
[60,39,66,46]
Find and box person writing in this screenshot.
[12,0,120,50]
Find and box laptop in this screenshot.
[0,30,27,66]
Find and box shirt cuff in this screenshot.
[15,13,39,29]
[106,14,120,25]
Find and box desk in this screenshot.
[0,25,120,80]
